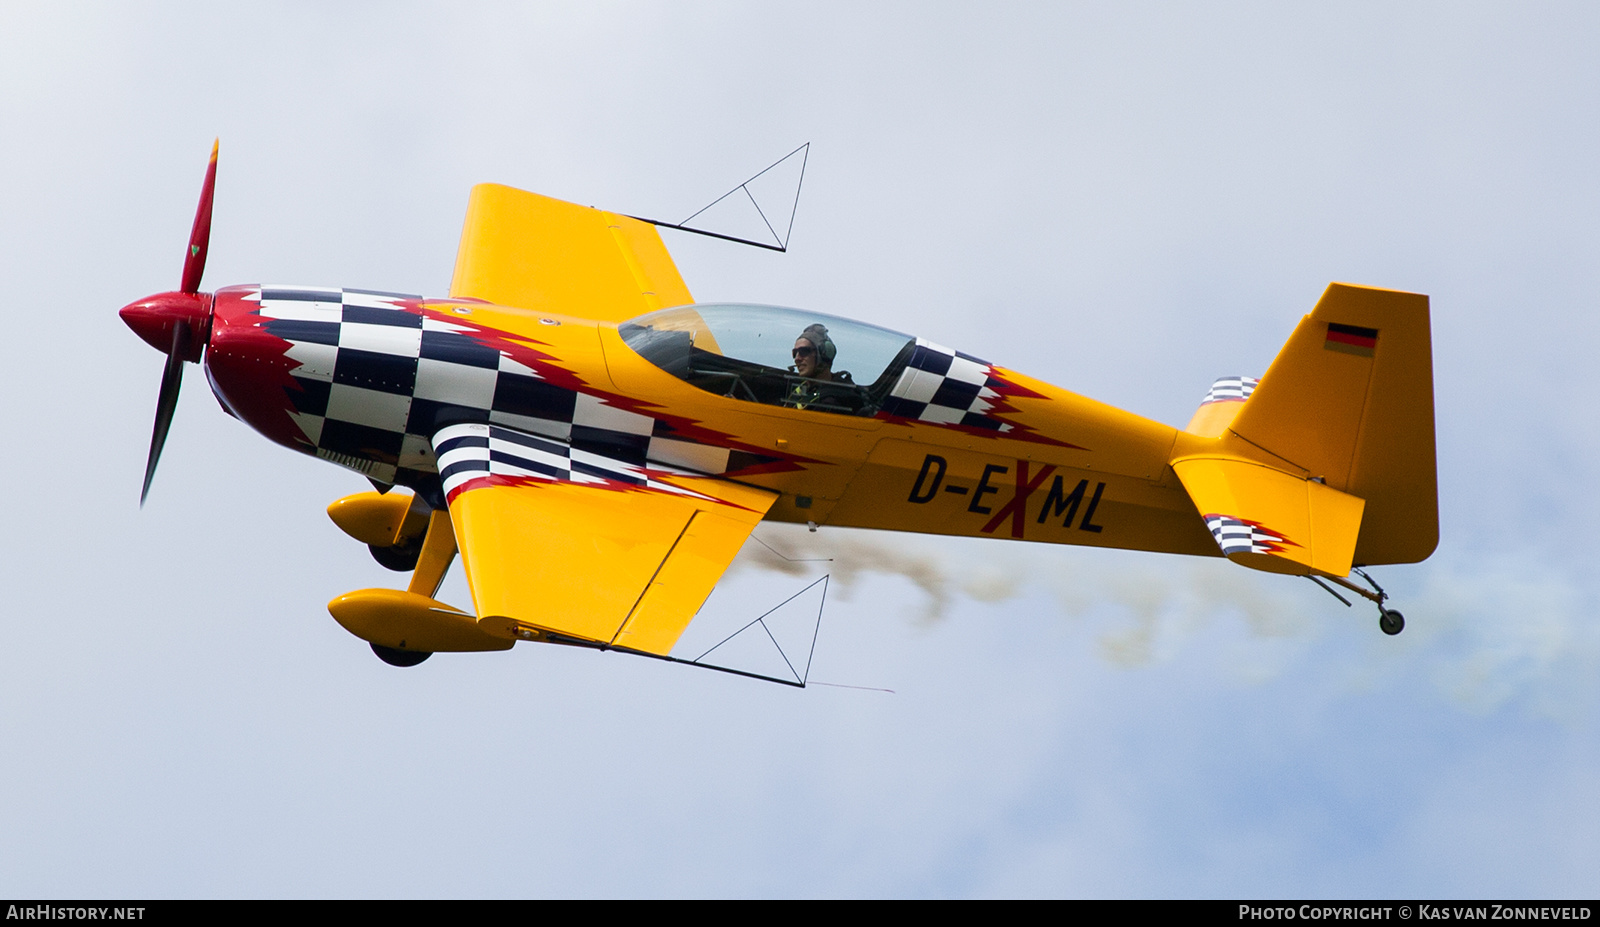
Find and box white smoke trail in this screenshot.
[732,523,1600,718]
[732,523,1317,653]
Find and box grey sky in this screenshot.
[1,2,1596,897]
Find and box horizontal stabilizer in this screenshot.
[1184,376,1260,438]
[1173,456,1365,577]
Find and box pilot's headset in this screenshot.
[800,324,837,366]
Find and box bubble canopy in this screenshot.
[619,303,917,415]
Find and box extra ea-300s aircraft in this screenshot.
[121,144,1437,672]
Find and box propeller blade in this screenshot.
[141,321,191,506]
[179,139,219,295]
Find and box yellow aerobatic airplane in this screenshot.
[120,145,1437,671]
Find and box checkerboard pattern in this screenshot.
[879,339,1008,432]
[1202,514,1293,556]
[251,286,736,487]
[433,423,712,502]
[1200,376,1259,405]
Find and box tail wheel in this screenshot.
[371,643,431,667]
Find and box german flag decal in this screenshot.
[1324,322,1378,357]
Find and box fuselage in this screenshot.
[118,161,1435,658]
[201,284,1218,557]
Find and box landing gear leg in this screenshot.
[1352,568,1406,636]
[359,511,457,667]
[406,509,457,598]
[1308,568,1406,635]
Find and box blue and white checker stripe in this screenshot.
[1202,514,1288,556]
[250,286,737,485]
[253,286,423,482]
[433,423,711,501]
[879,339,1009,432]
[1200,376,1259,405]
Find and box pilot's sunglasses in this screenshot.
[792,347,816,358]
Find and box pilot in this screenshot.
[789,324,856,411]
[791,324,837,381]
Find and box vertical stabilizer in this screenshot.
[1227,283,1436,565]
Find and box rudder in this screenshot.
[1227,283,1437,566]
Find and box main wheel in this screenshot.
[1379,609,1405,636]
[371,643,432,667]
[369,539,422,572]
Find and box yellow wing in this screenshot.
[448,183,694,321]
[432,423,776,655]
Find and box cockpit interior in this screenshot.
[620,303,918,416]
